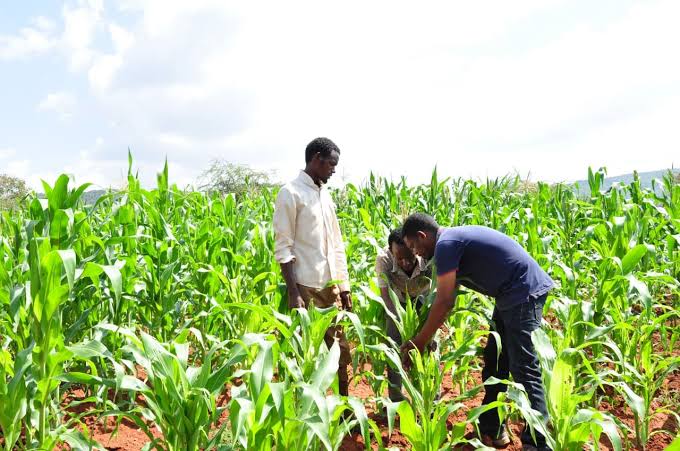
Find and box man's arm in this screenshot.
[401,270,458,361]
[375,253,397,315]
[280,261,304,309]
[273,188,304,309]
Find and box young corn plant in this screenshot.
[229,330,372,451]
[531,328,622,451]
[27,243,77,449]
[614,324,680,449]
[372,343,460,451]
[0,346,32,451]
[83,325,233,451]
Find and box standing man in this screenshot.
[273,137,352,396]
[375,228,432,402]
[399,213,553,451]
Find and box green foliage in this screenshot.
[0,173,29,210]
[0,161,678,450]
[198,160,274,197]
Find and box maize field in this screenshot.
[1,158,678,451]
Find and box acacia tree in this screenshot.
[0,173,29,209]
[198,160,274,197]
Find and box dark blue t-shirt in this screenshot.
[434,226,553,310]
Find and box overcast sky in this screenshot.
[1,0,679,190]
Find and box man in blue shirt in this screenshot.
[400,213,552,451]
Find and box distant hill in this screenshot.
[36,189,109,205]
[571,168,679,196]
[81,190,108,205]
[36,170,679,204]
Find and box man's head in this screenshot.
[401,213,439,260]
[388,228,417,274]
[304,137,340,185]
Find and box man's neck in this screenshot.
[304,167,322,187]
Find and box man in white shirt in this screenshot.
[273,137,352,396]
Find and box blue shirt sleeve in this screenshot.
[434,239,465,276]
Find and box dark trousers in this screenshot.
[479,295,549,448]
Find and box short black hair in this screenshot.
[305,137,340,163]
[402,213,439,238]
[388,228,405,248]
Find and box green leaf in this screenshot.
[67,182,93,208]
[68,340,113,360]
[621,244,647,275]
[619,382,645,420]
[666,436,680,451]
[48,174,70,213]
[627,275,651,311]
[60,429,101,451]
[56,372,109,386]
[341,311,366,352]
[396,401,423,448]
[348,396,372,448]
[531,328,556,371]
[250,340,274,398]
[311,341,340,392]
[102,265,123,303]
[56,249,77,291]
[50,209,73,244]
[118,375,149,392]
[549,350,578,420]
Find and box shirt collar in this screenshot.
[388,248,428,278]
[297,170,322,190]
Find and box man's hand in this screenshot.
[340,291,352,311]
[400,335,426,370]
[399,271,458,369]
[288,287,305,309]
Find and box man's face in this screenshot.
[315,150,339,184]
[404,231,435,261]
[391,242,417,274]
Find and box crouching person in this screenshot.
[375,228,432,402]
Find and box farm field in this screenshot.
[1,161,678,451]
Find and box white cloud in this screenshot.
[4,0,680,188]
[109,23,134,53]
[32,16,57,32]
[4,160,31,181]
[61,0,104,70]
[0,148,17,160]
[37,92,77,120]
[4,141,194,192]
[87,23,135,91]
[0,24,56,60]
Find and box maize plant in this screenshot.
[1,162,679,450]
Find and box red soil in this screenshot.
[54,358,678,450]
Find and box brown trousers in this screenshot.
[296,284,352,367]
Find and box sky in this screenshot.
[1,0,679,191]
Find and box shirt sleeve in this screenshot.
[330,203,350,292]
[273,187,297,264]
[374,249,391,288]
[434,239,464,276]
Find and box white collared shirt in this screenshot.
[273,170,350,292]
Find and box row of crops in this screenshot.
[1,159,679,450]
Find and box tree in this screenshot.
[198,160,274,196]
[0,174,29,209]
